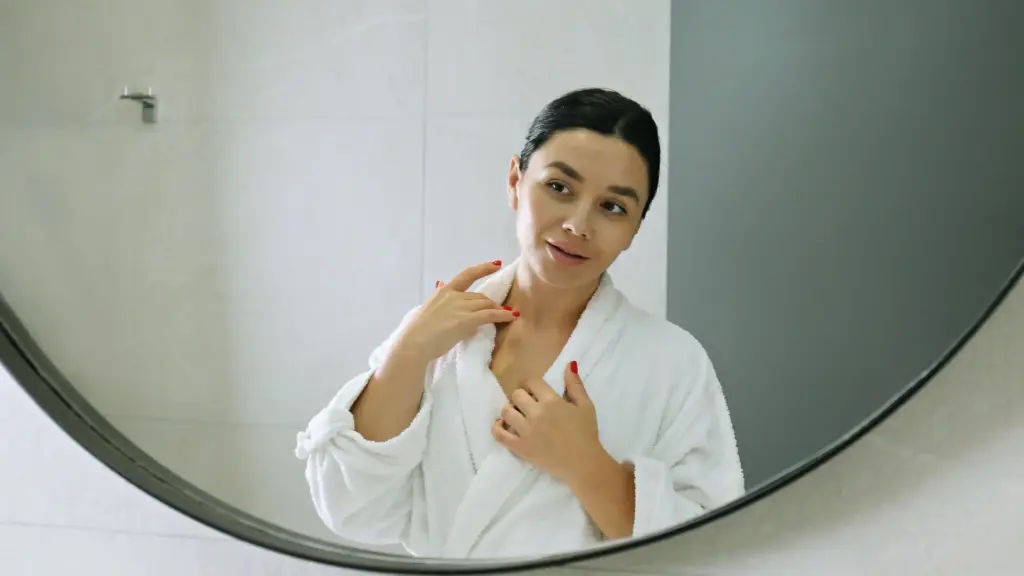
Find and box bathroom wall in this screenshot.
[1,250,1022,575]
[665,0,1024,487]
[0,0,669,544]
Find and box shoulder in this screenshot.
[620,302,713,373]
[606,304,732,447]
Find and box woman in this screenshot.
[295,87,745,559]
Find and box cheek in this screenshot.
[513,195,543,244]
[518,189,559,230]
[596,221,637,255]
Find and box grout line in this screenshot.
[0,519,226,542]
[862,435,1024,495]
[101,413,310,429]
[418,4,430,302]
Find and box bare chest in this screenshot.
[488,325,570,399]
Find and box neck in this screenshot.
[503,260,601,330]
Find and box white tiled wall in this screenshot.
[0,0,670,549]
[1,264,1022,575]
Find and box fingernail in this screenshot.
[503,305,512,311]
[492,260,502,266]
[435,280,441,289]
[570,360,578,374]
[512,310,520,317]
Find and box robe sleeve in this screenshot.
[293,305,433,547]
[625,339,746,539]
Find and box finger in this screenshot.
[462,291,516,307]
[524,376,560,402]
[471,308,519,326]
[510,388,539,417]
[500,403,528,432]
[461,295,505,312]
[461,291,496,301]
[445,260,504,292]
[492,419,521,450]
[563,360,591,405]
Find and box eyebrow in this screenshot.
[545,160,641,204]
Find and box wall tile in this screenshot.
[424,0,670,119]
[0,0,426,125]
[421,117,525,295]
[105,417,331,541]
[0,372,219,539]
[0,120,424,425]
[870,276,1024,485]
[0,523,341,576]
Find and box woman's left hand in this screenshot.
[491,360,607,485]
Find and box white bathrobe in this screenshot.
[294,263,745,559]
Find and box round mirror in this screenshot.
[2,1,1022,572]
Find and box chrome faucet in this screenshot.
[119,86,158,124]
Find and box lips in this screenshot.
[547,241,588,260]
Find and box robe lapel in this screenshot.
[451,264,518,473]
[444,261,629,557]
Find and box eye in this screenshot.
[546,181,570,195]
[603,202,627,215]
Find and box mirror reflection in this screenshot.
[293,87,744,559]
[2,0,1023,564]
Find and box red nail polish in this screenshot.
[570,360,578,374]
[492,260,502,266]
[503,305,512,311]
[512,310,520,317]
[435,281,441,289]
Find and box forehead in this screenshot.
[530,129,650,200]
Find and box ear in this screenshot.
[507,155,522,211]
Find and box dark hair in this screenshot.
[519,87,661,218]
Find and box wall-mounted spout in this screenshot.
[119,86,158,124]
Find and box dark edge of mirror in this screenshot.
[1,255,1021,575]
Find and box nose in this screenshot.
[563,206,592,239]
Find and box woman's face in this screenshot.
[507,128,651,289]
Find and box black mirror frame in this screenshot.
[1,256,1021,574]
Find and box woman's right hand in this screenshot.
[394,260,518,362]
